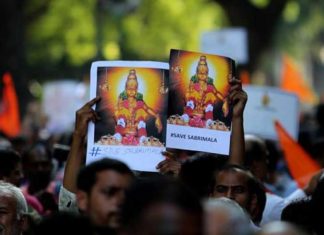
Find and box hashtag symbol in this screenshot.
[89,147,101,157]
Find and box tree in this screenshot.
[215,0,289,72]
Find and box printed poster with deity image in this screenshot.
[87,61,169,172]
[166,49,235,155]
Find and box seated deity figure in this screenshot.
[114,69,162,144]
[183,55,229,127]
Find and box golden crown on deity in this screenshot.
[196,55,209,73]
[127,69,137,80]
[198,55,208,66]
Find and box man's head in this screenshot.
[0,150,23,186]
[179,153,227,199]
[76,158,134,230]
[120,176,203,235]
[203,197,251,235]
[211,165,266,225]
[0,181,28,235]
[22,143,53,192]
[244,135,269,182]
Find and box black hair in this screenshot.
[76,158,134,194]
[179,153,227,199]
[281,199,313,234]
[34,212,94,235]
[315,103,324,127]
[120,176,202,232]
[22,141,52,164]
[310,138,324,167]
[309,178,324,235]
[282,178,324,235]
[244,136,268,167]
[0,149,21,178]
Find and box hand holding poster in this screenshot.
[87,61,169,172]
[166,49,235,155]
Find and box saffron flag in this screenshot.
[0,72,21,137]
[275,120,320,188]
[240,70,250,85]
[280,55,317,104]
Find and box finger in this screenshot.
[228,94,242,107]
[229,77,241,85]
[228,90,237,102]
[230,91,247,103]
[229,79,242,89]
[81,111,97,122]
[156,160,168,169]
[158,164,168,173]
[92,109,101,121]
[158,159,179,170]
[159,163,180,175]
[161,151,176,159]
[229,83,242,92]
[86,96,101,107]
[77,97,101,113]
[159,164,173,174]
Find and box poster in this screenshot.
[166,49,235,155]
[200,27,248,64]
[243,85,300,140]
[87,61,169,172]
[42,80,89,134]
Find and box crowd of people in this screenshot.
[1,77,324,235]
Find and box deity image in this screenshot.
[168,51,232,131]
[96,68,166,146]
[114,69,162,144]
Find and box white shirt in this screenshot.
[58,186,79,214]
[261,189,306,226]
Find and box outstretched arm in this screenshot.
[63,97,101,193]
[228,78,247,165]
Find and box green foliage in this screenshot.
[25,0,96,66]
[119,0,226,60]
[249,0,270,8]
[25,0,227,68]
[276,0,324,60]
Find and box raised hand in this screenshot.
[74,96,101,138]
[156,151,181,177]
[228,78,247,119]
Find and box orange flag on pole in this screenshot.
[0,72,21,137]
[274,120,320,188]
[280,55,317,104]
